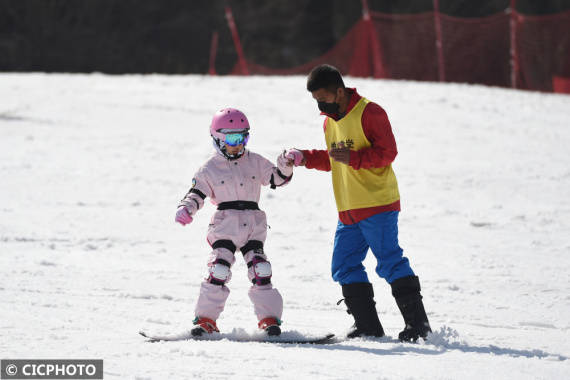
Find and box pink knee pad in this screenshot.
[208,259,232,285]
[249,256,272,286]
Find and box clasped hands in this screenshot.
[284,147,351,166]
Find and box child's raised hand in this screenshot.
[277,151,294,176]
[284,149,305,166]
[175,206,193,226]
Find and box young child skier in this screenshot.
[175,108,293,337]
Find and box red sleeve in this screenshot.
[302,149,331,171]
[348,103,398,170]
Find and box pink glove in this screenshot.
[277,152,294,176]
[284,149,305,166]
[175,206,193,226]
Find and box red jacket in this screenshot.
[302,88,400,225]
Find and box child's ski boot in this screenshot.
[258,317,281,336]
[191,317,219,336]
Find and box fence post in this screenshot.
[361,0,370,20]
[360,0,385,78]
[433,0,446,82]
[208,31,219,75]
[225,3,249,75]
[510,0,518,88]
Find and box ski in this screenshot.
[139,330,336,345]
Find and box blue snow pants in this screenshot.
[331,211,415,285]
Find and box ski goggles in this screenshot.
[224,132,249,147]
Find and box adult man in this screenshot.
[285,64,431,342]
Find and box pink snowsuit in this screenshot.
[179,149,293,323]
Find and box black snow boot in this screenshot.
[391,275,432,342]
[340,282,385,338]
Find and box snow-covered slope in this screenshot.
[1,74,568,379]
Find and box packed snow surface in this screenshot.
[1,74,569,379]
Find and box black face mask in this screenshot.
[317,100,339,114]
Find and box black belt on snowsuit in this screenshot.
[217,201,259,211]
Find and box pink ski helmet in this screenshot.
[210,108,250,143]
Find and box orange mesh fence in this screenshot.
[229,8,570,93]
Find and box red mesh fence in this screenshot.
[238,19,375,77]
[370,12,438,82]
[516,11,570,92]
[227,7,570,93]
[439,12,511,87]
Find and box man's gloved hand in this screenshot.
[284,148,305,166]
[329,147,351,165]
[175,206,193,226]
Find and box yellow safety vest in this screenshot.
[324,97,400,212]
